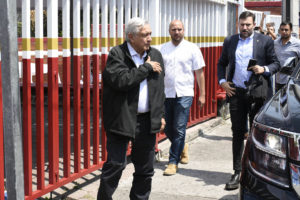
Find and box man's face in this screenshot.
[129,24,152,55]
[280,24,292,40]
[239,17,255,39]
[169,21,184,45]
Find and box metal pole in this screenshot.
[0,0,25,199]
[290,0,299,37]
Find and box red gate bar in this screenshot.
[73,48,81,173]
[100,54,108,162]
[83,52,91,169]
[93,53,100,165]
[22,49,32,196]
[63,46,71,178]
[47,53,59,184]
[35,52,45,190]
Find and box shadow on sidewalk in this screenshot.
[154,161,231,187]
[38,170,101,200]
[201,133,232,141]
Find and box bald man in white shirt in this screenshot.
[160,20,206,176]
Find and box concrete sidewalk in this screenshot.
[42,117,238,200]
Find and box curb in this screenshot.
[156,117,224,160]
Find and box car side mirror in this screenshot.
[280,56,298,75]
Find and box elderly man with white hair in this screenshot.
[97,17,165,200]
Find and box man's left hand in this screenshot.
[160,118,166,133]
[248,65,265,74]
[198,95,205,108]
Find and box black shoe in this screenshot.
[225,173,240,190]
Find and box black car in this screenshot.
[240,58,300,200]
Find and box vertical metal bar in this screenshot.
[193,0,197,43]
[35,0,45,190]
[22,0,32,196]
[63,0,71,178]
[124,0,131,25]
[117,0,124,45]
[149,0,160,48]
[171,0,176,22]
[139,0,145,19]
[188,0,193,42]
[176,0,180,21]
[110,0,117,48]
[0,56,5,200]
[92,0,100,165]
[101,0,109,162]
[0,0,25,199]
[132,0,138,17]
[144,0,149,20]
[47,0,59,184]
[83,0,91,169]
[73,0,81,173]
[161,0,166,44]
[184,0,188,37]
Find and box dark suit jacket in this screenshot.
[102,42,165,138]
[217,33,280,84]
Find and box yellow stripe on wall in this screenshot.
[151,37,161,46]
[47,38,58,50]
[117,38,123,45]
[83,38,90,48]
[35,38,43,50]
[22,38,31,51]
[155,36,225,45]
[74,38,81,49]
[101,38,108,47]
[93,38,99,48]
[109,38,116,47]
[63,38,70,49]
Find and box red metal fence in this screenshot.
[0,43,221,199]
[0,0,227,198]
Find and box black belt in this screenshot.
[230,84,247,93]
[137,112,150,117]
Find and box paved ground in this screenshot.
[41,117,239,200]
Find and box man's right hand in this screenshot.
[146,56,162,73]
[221,81,236,97]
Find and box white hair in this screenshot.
[125,17,149,42]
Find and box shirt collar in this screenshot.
[279,36,295,45]
[171,39,186,48]
[127,42,147,58]
[239,32,254,41]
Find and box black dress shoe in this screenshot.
[225,173,240,190]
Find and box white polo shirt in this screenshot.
[160,39,205,98]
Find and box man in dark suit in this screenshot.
[97,17,165,200]
[217,11,280,190]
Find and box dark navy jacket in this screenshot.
[217,32,280,83]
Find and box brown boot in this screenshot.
[163,164,178,176]
[180,143,189,164]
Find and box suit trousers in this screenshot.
[229,87,264,172]
[97,113,156,200]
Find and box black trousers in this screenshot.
[229,88,264,172]
[97,113,156,200]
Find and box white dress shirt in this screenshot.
[127,43,149,113]
[160,39,205,98]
